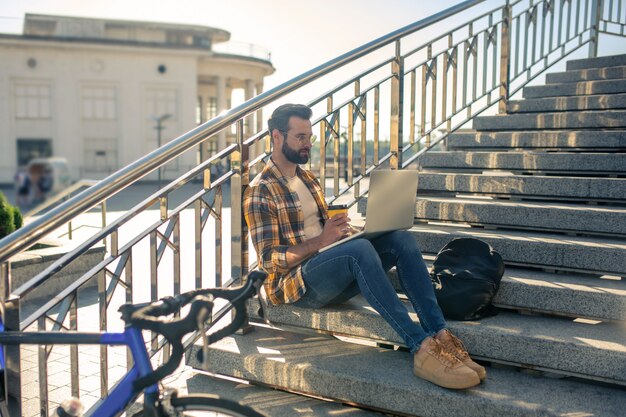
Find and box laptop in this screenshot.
[319,170,419,253]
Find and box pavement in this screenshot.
[4,181,233,416]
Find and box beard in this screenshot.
[282,140,309,164]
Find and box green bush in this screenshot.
[0,192,23,239]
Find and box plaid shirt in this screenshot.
[244,159,328,305]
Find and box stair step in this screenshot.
[190,326,626,417]
[446,130,626,150]
[546,65,626,83]
[248,296,626,384]
[415,172,626,202]
[186,373,387,417]
[523,79,626,98]
[473,110,626,130]
[414,197,626,236]
[387,266,626,321]
[407,224,626,276]
[507,93,626,113]
[420,151,626,175]
[567,53,626,71]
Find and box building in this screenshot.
[0,13,274,183]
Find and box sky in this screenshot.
[0,0,472,92]
[1,1,625,122]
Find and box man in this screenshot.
[244,104,485,389]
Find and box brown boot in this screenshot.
[413,337,480,389]
[436,329,487,381]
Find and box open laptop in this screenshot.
[319,170,419,253]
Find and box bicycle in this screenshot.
[0,270,268,417]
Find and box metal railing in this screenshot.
[1,0,623,414]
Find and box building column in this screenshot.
[216,76,227,151]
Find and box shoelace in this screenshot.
[441,331,470,360]
[430,340,461,367]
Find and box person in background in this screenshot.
[14,169,31,208]
[244,103,486,390]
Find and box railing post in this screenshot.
[589,0,602,57]
[499,1,512,114]
[1,262,22,416]
[390,40,404,170]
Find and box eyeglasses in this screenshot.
[280,130,317,144]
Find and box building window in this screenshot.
[82,86,117,120]
[16,138,52,166]
[145,87,178,120]
[206,97,217,121]
[84,138,118,173]
[14,83,52,119]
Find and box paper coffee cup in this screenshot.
[327,204,348,218]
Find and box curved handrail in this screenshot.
[0,0,484,263]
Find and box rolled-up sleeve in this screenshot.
[244,184,290,274]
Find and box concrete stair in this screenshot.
[420,151,626,175]
[188,327,626,417]
[546,65,626,83]
[413,197,626,236]
[415,172,626,202]
[190,53,626,416]
[445,130,626,151]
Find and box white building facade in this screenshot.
[0,14,274,183]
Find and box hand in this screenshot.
[319,213,351,247]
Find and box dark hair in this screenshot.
[267,104,312,135]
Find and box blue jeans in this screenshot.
[294,231,446,353]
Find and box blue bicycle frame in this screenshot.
[0,325,159,417]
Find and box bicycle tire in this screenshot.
[135,394,266,417]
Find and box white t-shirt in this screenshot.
[286,175,323,240]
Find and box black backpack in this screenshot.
[430,238,505,321]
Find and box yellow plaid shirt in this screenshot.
[244,160,329,305]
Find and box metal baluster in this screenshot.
[567,0,573,40]
[195,194,203,289]
[463,36,469,108]
[2,264,22,416]
[575,0,581,36]
[149,230,158,352]
[541,1,549,61]
[70,292,79,398]
[421,63,427,138]
[173,214,180,297]
[492,24,498,93]
[124,252,133,370]
[231,119,244,282]
[38,317,49,416]
[524,9,531,73]
[515,14,521,77]
[532,6,538,65]
[373,86,380,164]
[333,108,340,196]
[390,39,403,170]
[483,17,492,97]
[319,118,326,190]
[430,56,437,148]
[215,188,223,287]
[499,2,512,114]
[410,69,416,145]
[558,0,564,49]
[452,45,458,119]
[442,38,450,133]
[97,268,108,397]
[589,0,601,56]
[550,0,556,51]
[348,99,354,187]
[360,96,367,186]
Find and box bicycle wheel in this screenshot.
[134,394,266,417]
